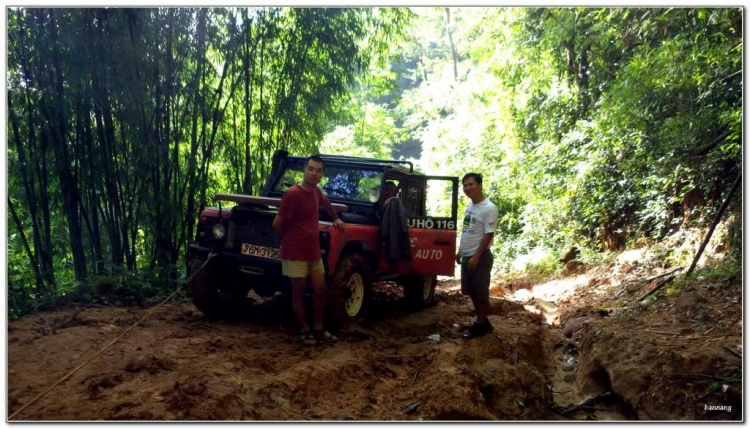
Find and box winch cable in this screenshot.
[9,253,217,420]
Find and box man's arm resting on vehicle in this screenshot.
[467,233,494,270]
[321,197,346,232]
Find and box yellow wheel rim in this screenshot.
[345,272,365,317]
[422,276,433,301]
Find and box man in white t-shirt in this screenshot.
[455,173,498,339]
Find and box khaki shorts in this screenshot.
[281,259,325,278]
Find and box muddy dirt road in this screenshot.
[7,256,743,421]
[8,283,561,421]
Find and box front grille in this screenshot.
[232,220,281,252]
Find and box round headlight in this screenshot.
[211,224,226,239]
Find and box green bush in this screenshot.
[523,251,561,277]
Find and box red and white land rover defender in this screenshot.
[187,150,458,321]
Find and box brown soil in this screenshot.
[571,268,743,420]
[8,284,560,421]
[8,256,742,421]
[502,255,742,421]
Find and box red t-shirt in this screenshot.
[277,184,325,261]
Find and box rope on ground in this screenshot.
[8,254,215,420]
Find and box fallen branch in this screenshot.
[190,324,211,330]
[558,391,613,415]
[723,345,742,359]
[651,373,730,382]
[348,324,377,338]
[644,329,678,336]
[33,310,84,335]
[643,267,683,283]
[639,275,676,301]
[672,335,715,340]
[379,354,418,359]
[719,69,742,84]
[579,405,609,412]
[693,130,732,156]
[686,173,741,276]
[65,302,109,309]
[50,309,83,332]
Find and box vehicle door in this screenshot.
[391,176,458,276]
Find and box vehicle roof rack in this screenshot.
[289,154,414,173]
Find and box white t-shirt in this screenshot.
[459,198,498,258]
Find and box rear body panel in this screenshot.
[379,226,457,276]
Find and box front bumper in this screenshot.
[188,244,289,296]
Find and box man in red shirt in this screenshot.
[273,155,345,345]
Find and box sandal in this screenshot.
[300,331,317,346]
[312,329,338,343]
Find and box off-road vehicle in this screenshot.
[187,150,458,321]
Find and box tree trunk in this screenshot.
[8,87,47,292]
[444,8,459,81]
[82,98,103,262]
[243,9,253,194]
[8,198,45,293]
[180,9,208,265]
[46,9,87,280]
[13,14,56,289]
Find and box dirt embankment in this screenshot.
[571,268,742,420]
[503,250,742,421]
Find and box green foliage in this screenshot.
[669,257,741,293]
[692,257,742,282]
[663,244,695,268]
[9,267,181,320]
[577,247,616,266]
[523,251,561,277]
[384,7,740,270]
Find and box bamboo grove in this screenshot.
[7,8,409,299]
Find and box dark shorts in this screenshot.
[461,251,494,301]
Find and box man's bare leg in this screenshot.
[309,272,327,331]
[291,278,310,332]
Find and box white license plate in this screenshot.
[241,244,280,260]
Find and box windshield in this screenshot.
[272,162,384,203]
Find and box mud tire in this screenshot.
[189,258,248,319]
[327,253,373,324]
[403,275,437,309]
